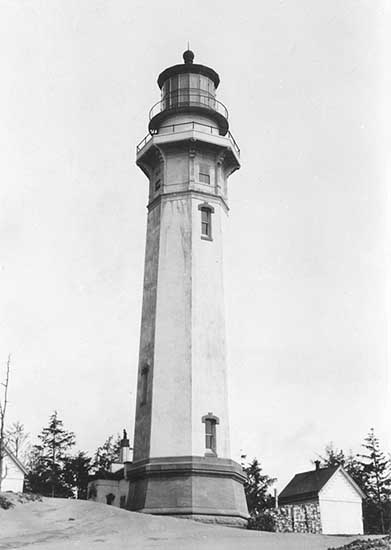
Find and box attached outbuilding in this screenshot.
[87,430,132,509]
[277,462,365,535]
[1,446,27,493]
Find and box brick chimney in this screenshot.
[119,429,131,463]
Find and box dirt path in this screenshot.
[0,498,380,550]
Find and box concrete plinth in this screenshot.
[125,456,248,528]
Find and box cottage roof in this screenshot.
[4,446,28,475]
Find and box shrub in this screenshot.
[247,510,276,531]
[0,495,14,509]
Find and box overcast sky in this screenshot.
[0,0,390,491]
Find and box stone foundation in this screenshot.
[270,503,321,533]
[178,514,248,528]
[125,456,249,528]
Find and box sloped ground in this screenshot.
[0,494,387,550]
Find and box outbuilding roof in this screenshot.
[279,465,338,503]
[88,467,124,482]
[278,465,365,504]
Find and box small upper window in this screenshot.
[199,164,210,184]
[155,178,161,191]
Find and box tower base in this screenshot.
[125,456,249,528]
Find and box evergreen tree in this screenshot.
[92,435,121,477]
[359,429,391,534]
[27,411,75,497]
[319,431,391,534]
[63,452,92,499]
[319,443,367,491]
[243,458,276,517]
[319,443,346,467]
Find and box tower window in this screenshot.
[155,178,161,191]
[202,412,220,456]
[201,208,211,237]
[140,364,149,405]
[205,419,216,452]
[199,164,210,184]
[198,203,215,240]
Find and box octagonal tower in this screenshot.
[126,50,248,527]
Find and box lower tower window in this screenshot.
[202,412,220,456]
[205,419,216,452]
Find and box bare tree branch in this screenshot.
[0,354,11,489]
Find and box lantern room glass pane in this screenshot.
[207,78,216,108]
[170,75,178,107]
[160,73,216,113]
[179,73,189,88]
[171,75,178,91]
[178,73,189,105]
[190,73,199,89]
[199,75,208,92]
[162,80,170,110]
[199,75,209,106]
[190,73,200,103]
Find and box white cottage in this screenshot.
[1,447,27,493]
[278,462,365,535]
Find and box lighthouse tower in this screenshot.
[126,50,248,527]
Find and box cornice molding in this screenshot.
[147,189,229,213]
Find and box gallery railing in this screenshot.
[136,120,240,157]
[149,90,229,121]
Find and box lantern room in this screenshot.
[148,50,229,136]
